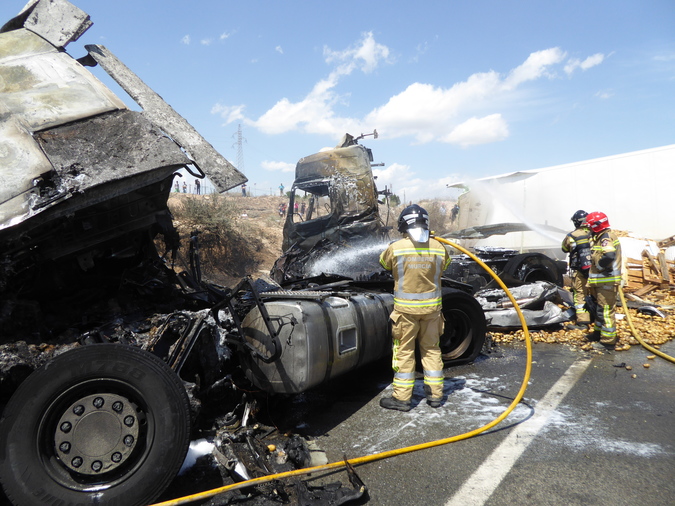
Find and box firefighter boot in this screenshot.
[380,396,411,412]
[424,385,442,408]
[586,330,601,342]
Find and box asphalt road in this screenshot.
[3,340,671,505]
[268,340,675,506]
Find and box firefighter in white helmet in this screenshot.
[378,205,451,411]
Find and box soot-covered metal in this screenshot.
[0,3,487,505]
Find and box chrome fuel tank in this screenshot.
[241,292,394,394]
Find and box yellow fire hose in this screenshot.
[150,237,532,506]
[618,286,675,364]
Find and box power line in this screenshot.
[232,124,246,175]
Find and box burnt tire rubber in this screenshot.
[0,344,191,506]
[501,252,564,286]
[440,288,487,366]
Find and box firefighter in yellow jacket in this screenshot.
[585,211,622,349]
[378,205,451,411]
[561,210,592,329]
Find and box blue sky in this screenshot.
[4,0,674,201]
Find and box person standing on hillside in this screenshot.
[279,183,285,196]
[585,211,622,349]
[195,179,201,195]
[378,205,451,411]
[561,210,592,329]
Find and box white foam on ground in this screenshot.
[353,374,532,454]
[542,408,669,457]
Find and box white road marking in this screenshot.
[445,358,593,506]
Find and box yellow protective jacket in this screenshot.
[379,236,451,314]
[589,229,622,285]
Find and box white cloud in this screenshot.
[211,103,246,124]
[373,163,462,203]
[373,163,423,200]
[595,90,613,99]
[443,114,509,147]
[201,38,213,46]
[247,33,391,135]
[323,31,392,74]
[181,35,191,45]
[564,53,605,75]
[275,46,283,54]
[220,31,232,40]
[261,160,295,173]
[503,47,566,89]
[411,41,429,63]
[214,37,598,148]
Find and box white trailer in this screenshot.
[448,144,675,259]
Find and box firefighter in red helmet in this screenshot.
[378,205,451,411]
[585,211,622,349]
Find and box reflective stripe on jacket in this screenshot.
[379,237,450,314]
[588,229,622,285]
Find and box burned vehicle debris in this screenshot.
[271,132,391,282]
[0,2,486,505]
[268,134,487,369]
[270,138,566,296]
[442,223,568,292]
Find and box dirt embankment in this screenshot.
[168,193,286,287]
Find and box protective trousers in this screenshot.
[571,271,590,324]
[390,310,444,402]
[589,283,618,344]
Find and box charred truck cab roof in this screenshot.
[282,134,383,252]
[0,0,246,295]
[273,134,390,282]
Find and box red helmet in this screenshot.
[586,211,610,233]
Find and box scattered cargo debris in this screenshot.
[625,249,675,296]
[475,281,573,329]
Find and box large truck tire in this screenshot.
[501,252,564,286]
[0,344,190,506]
[440,288,487,366]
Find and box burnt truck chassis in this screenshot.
[0,2,487,504]
[0,260,486,506]
[445,246,567,292]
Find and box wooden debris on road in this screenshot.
[625,248,674,296]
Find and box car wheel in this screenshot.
[0,344,190,506]
[440,288,487,366]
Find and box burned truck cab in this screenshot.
[0,2,246,505]
[281,133,388,253]
[273,134,391,282]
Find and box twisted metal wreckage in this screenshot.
[0,2,491,505]
[0,2,575,504]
